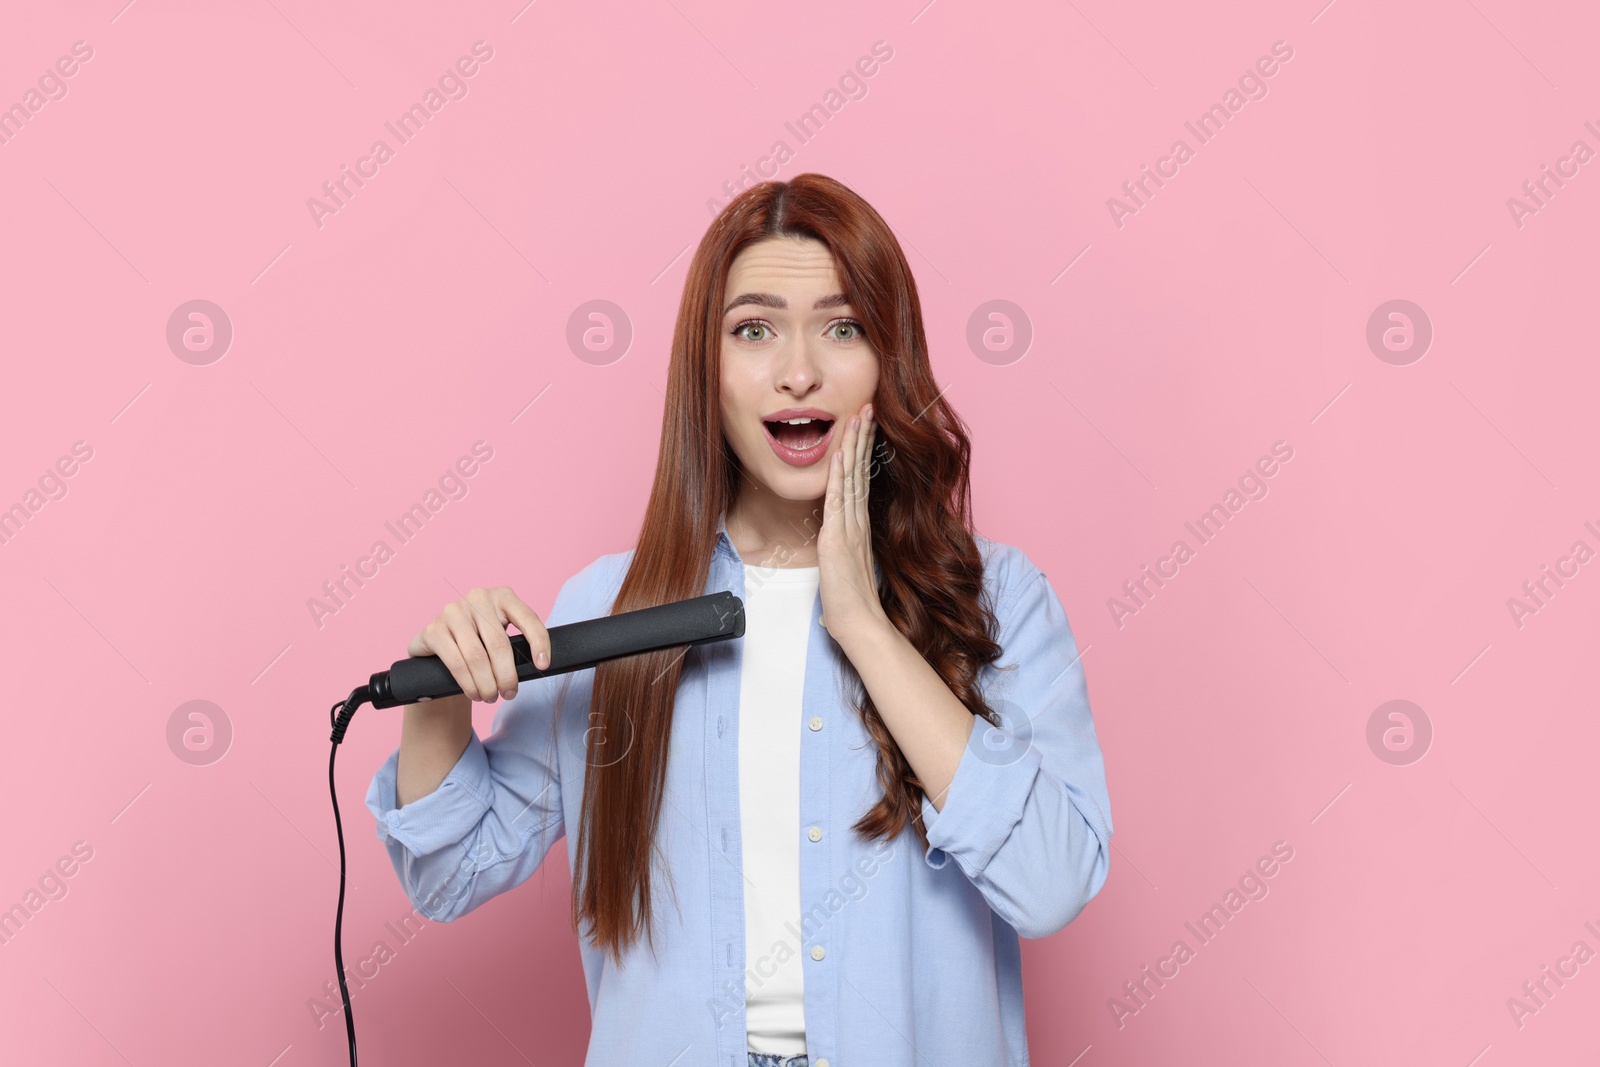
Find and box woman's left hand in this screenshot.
[818,402,890,643]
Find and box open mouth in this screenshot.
[762,416,835,452]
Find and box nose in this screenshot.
[774,334,824,395]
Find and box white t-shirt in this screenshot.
[737,562,819,1054]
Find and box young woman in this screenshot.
[366,173,1113,1067]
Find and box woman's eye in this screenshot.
[732,319,863,343]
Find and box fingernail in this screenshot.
[537,649,550,669]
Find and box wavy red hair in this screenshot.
[570,173,1006,963]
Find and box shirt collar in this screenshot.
[713,508,742,567]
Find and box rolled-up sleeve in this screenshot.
[918,555,1113,939]
[364,572,587,923]
[369,731,495,858]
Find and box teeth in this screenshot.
[766,415,828,452]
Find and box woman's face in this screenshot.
[718,236,879,504]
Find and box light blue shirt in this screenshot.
[366,511,1113,1066]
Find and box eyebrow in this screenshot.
[722,292,851,315]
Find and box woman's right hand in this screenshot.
[407,586,551,704]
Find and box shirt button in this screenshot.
[816,1060,829,1067]
[808,716,823,731]
[811,944,825,960]
[807,826,822,842]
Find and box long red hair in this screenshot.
[571,173,1005,963]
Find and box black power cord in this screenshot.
[319,592,745,1066]
[328,686,371,1067]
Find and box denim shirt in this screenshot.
[365,512,1113,1067]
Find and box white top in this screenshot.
[737,562,819,1054]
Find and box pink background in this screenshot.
[2,0,1595,1063]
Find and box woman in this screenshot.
[366,173,1113,1067]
